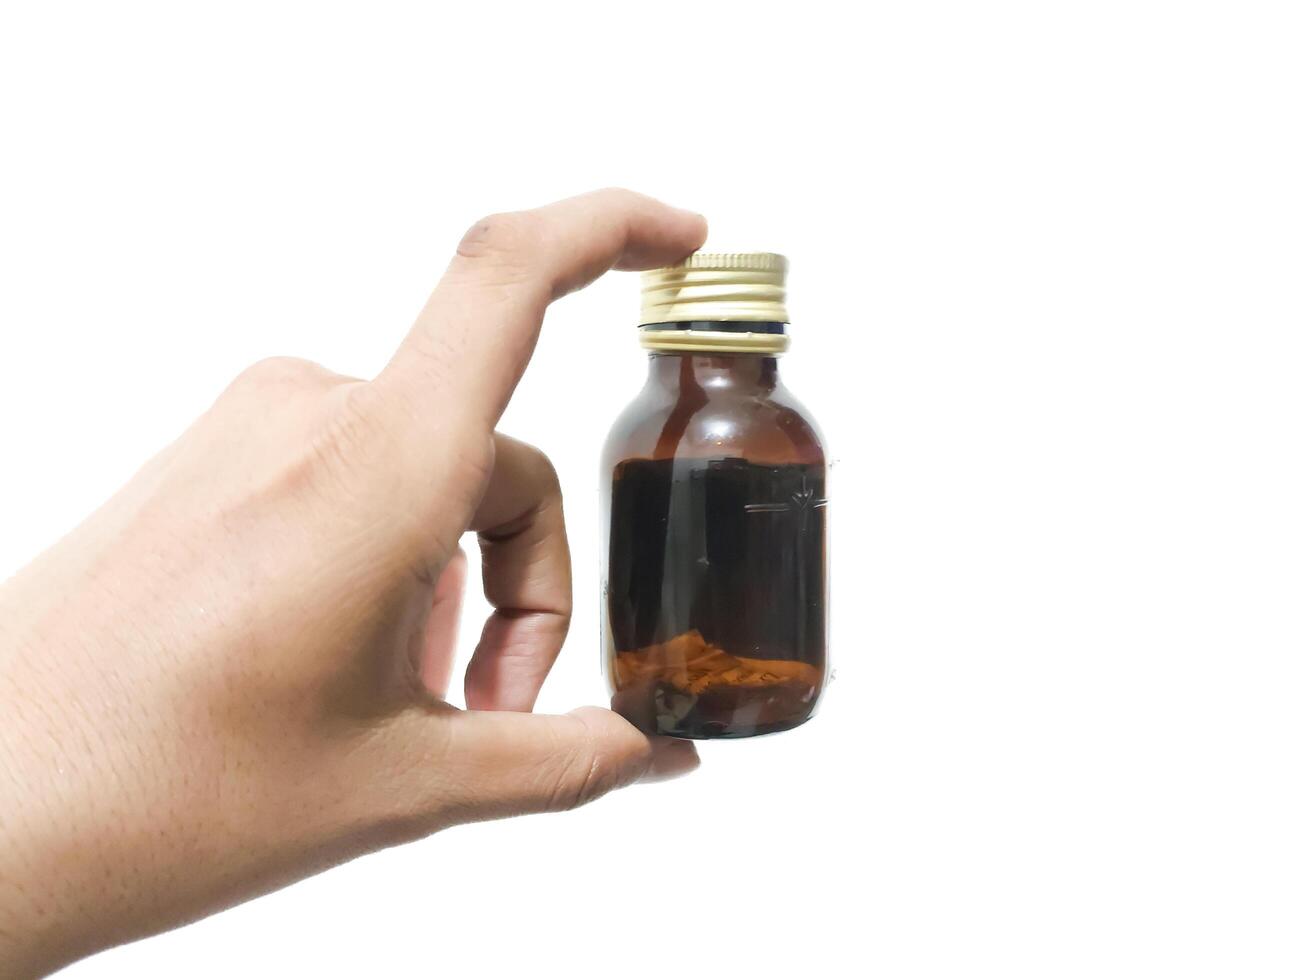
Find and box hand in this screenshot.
[0,189,706,977]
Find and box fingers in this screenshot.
[378,188,707,430]
[326,190,702,573]
[464,434,570,712]
[434,707,699,821]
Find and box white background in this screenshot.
[2,1,1305,977]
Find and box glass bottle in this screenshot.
[602,253,828,738]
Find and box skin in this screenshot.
[0,189,707,977]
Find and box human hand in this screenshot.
[0,189,706,976]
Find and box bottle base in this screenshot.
[609,630,824,740]
[611,677,820,739]
[653,713,815,740]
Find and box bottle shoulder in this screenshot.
[603,381,824,467]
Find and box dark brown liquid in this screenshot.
[606,456,827,738]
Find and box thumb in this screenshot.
[418,707,699,823]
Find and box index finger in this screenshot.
[378,188,707,429]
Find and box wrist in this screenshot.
[0,748,73,977]
[0,657,99,977]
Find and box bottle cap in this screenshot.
[638,252,790,353]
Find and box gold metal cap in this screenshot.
[639,252,789,327]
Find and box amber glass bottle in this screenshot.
[602,253,828,738]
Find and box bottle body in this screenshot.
[602,352,828,738]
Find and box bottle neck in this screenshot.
[646,351,781,395]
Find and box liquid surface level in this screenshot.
[606,456,827,737]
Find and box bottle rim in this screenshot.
[639,326,790,354]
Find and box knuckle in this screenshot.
[321,382,395,465]
[517,440,561,495]
[594,185,639,203]
[455,432,497,500]
[455,211,544,265]
[231,356,333,393]
[545,715,621,813]
[548,753,607,813]
[535,448,562,493]
[409,429,495,536]
[545,606,573,638]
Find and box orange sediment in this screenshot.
[613,629,822,696]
